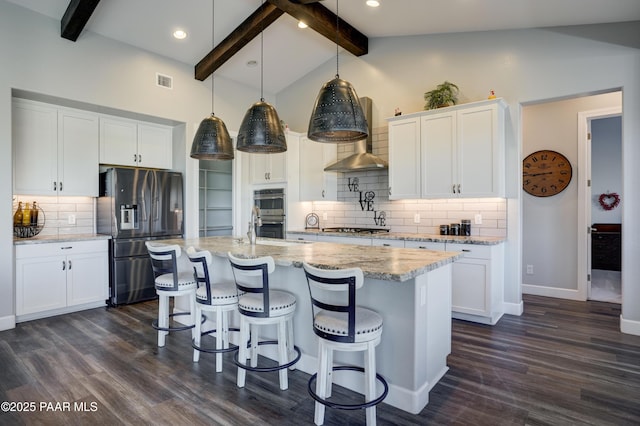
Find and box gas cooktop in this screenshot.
[321,227,390,234]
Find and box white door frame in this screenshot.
[577,106,622,300]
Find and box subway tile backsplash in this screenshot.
[13,195,95,237]
[310,125,507,237]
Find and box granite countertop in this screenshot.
[13,233,112,245]
[154,236,461,283]
[287,230,505,245]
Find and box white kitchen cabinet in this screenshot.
[388,99,506,200]
[250,151,287,184]
[15,240,109,322]
[287,232,318,241]
[404,241,445,251]
[100,116,172,169]
[447,243,504,325]
[299,136,337,201]
[12,99,99,196]
[316,235,372,246]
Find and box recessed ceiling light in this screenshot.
[298,21,308,29]
[247,60,258,68]
[366,0,380,7]
[173,29,187,40]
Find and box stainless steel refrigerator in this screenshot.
[97,167,184,306]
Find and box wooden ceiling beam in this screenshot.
[61,0,101,41]
[195,0,367,81]
[195,2,285,81]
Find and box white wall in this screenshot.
[521,93,621,291]
[275,22,640,333]
[0,1,271,329]
[591,116,622,224]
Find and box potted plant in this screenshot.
[423,81,459,110]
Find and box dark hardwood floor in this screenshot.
[1,295,639,425]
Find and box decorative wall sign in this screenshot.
[598,192,620,211]
[359,191,375,211]
[347,177,359,192]
[374,211,386,227]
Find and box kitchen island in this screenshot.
[155,236,461,414]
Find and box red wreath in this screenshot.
[598,192,620,211]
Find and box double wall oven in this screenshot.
[254,188,285,239]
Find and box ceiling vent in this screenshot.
[156,73,173,89]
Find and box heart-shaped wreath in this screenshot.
[598,192,620,211]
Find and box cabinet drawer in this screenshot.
[404,241,445,251]
[446,243,492,259]
[371,238,404,248]
[16,239,108,258]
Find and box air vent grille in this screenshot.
[156,73,173,89]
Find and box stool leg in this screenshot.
[364,342,377,426]
[314,342,329,425]
[158,294,168,347]
[237,316,249,388]
[250,323,259,368]
[287,316,296,371]
[190,291,197,341]
[325,348,334,398]
[215,307,223,372]
[277,319,289,390]
[193,304,202,362]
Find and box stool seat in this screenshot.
[155,271,196,290]
[238,290,296,316]
[314,307,382,342]
[195,281,239,305]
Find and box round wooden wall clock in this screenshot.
[522,149,572,197]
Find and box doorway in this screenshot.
[585,115,622,303]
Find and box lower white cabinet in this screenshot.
[447,243,504,325]
[15,240,109,321]
[316,235,371,246]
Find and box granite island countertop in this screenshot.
[154,236,461,283]
[287,229,505,245]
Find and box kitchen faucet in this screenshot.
[247,205,262,245]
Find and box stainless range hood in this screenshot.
[323,97,389,172]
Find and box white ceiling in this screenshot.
[7,0,640,93]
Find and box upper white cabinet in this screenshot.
[250,151,287,184]
[299,136,337,201]
[388,99,506,200]
[12,99,99,196]
[100,116,172,169]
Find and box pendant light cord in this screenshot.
[335,0,339,78]
[260,0,265,102]
[211,0,215,115]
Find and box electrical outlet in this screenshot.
[322,212,328,221]
[414,213,420,224]
[68,214,76,225]
[474,213,482,225]
[526,264,534,275]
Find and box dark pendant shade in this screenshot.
[190,114,234,160]
[236,100,287,153]
[307,77,369,143]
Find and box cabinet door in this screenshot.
[457,104,502,197]
[12,100,58,195]
[299,136,337,201]
[58,109,99,196]
[250,152,287,183]
[67,251,109,306]
[451,257,491,316]
[388,116,421,199]
[137,123,172,169]
[15,255,67,316]
[100,117,137,166]
[421,112,456,198]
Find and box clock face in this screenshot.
[523,150,572,197]
[305,213,319,228]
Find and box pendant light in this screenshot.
[190,0,234,160]
[307,0,368,143]
[236,0,287,153]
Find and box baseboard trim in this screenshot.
[620,315,640,336]
[503,301,524,316]
[522,284,583,301]
[0,315,16,331]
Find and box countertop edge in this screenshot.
[13,234,112,245]
[287,230,505,245]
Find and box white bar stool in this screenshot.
[228,252,301,390]
[187,248,240,372]
[303,262,388,426]
[146,242,197,347]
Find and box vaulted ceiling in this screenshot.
[8,0,640,93]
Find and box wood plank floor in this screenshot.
[1,295,639,425]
